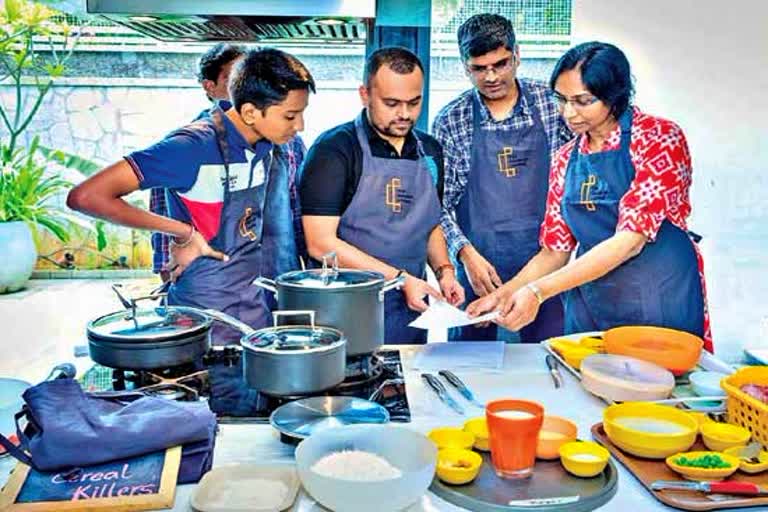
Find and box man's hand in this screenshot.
[168,229,228,282]
[459,245,502,297]
[494,285,540,331]
[402,274,444,312]
[438,270,465,307]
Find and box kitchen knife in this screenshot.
[545,354,564,388]
[438,370,485,408]
[422,373,465,415]
[650,480,768,496]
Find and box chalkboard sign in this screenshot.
[0,446,180,511]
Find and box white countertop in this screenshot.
[0,344,755,512]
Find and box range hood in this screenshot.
[85,0,376,43]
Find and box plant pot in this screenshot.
[0,221,37,294]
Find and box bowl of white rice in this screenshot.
[295,424,437,512]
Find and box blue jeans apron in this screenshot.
[337,113,442,344]
[451,86,564,343]
[168,107,298,344]
[560,109,704,337]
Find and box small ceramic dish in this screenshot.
[665,451,740,481]
[700,423,751,452]
[536,416,578,460]
[463,417,489,451]
[724,445,768,474]
[428,427,475,451]
[689,371,728,398]
[435,448,483,485]
[558,441,610,478]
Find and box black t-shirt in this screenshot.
[299,112,445,216]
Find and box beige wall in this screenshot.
[572,0,768,360]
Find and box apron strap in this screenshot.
[210,107,232,199]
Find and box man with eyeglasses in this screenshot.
[432,14,571,343]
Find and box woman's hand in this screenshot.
[438,271,465,307]
[494,285,541,331]
[168,228,228,281]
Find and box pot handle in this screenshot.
[273,310,316,330]
[379,275,406,301]
[201,309,257,336]
[252,276,278,297]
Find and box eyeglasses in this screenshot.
[466,56,515,78]
[552,91,600,110]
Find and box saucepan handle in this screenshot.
[202,309,257,336]
[379,275,406,301]
[252,276,278,297]
[273,310,316,330]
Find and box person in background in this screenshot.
[67,48,315,343]
[151,44,308,280]
[299,47,464,344]
[432,14,571,343]
[468,41,713,352]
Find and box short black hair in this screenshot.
[363,46,424,88]
[457,14,516,61]
[550,41,634,120]
[228,48,316,113]
[197,43,246,82]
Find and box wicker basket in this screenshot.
[722,366,768,449]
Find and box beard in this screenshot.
[375,118,413,138]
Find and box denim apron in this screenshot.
[452,86,564,342]
[560,109,705,339]
[168,107,298,344]
[337,113,441,343]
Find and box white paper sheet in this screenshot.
[411,342,506,370]
[408,300,499,330]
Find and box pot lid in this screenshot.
[242,326,344,353]
[86,306,212,343]
[276,268,385,290]
[270,396,389,440]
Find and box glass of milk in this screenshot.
[486,399,545,478]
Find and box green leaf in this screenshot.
[38,145,101,175]
[5,0,21,23]
[35,215,69,242]
[95,220,107,251]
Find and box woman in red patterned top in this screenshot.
[468,41,712,352]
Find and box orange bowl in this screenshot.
[536,416,578,460]
[603,326,703,376]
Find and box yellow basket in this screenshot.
[722,366,768,449]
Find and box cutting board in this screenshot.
[591,423,768,511]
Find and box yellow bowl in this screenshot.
[559,441,610,478]
[701,423,751,452]
[666,451,740,481]
[428,427,475,451]
[687,411,714,431]
[603,402,698,459]
[463,417,489,451]
[724,446,768,474]
[435,448,483,485]
[536,416,578,460]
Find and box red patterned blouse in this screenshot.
[539,107,712,351]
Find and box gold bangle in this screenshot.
[525,282,544,305]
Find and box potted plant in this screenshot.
[0,0,87,292]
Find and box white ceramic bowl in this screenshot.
[295,424,437,512]
[689,371,728,397]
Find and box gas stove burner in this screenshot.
[111,367,209,401]
[203,345,242,367]
[344,353,383,380]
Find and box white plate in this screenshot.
[191,463,300,512]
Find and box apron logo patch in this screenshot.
[497,146,518,177]
[580,174,598,211]
[386,177,403,213]
[239,207,258,241]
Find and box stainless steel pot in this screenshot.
[86,283,256,370]
[241,311,346,396]
[253,253,403,356]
